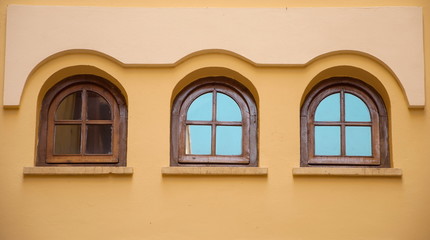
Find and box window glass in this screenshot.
[346,126,372,156]
[54,125,81,154]
[87,91,112,120]
[187,93,213,121]
[186,125,212,155]
[216,93,241,121]
[185,92,244,156]
[38,75,128,166]
[301,78,389,167]
[314,126,341,156]
[55,92,82,120]
[172,77,257,166]
[86,125,112,154]
[315,93,340,121]
[345,93,371,122]
[216,126,242,155]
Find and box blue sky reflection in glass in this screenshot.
[216,126,242,155]
[187,93,212,121]
[186,91,243,155]
[315,93,340,121]
[346,126,372,156]
[345,93,371,122]
[216,93,241,121]
[315,126,341,155]
[314,91,372,157]
[186,125,212,154]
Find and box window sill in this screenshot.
[23,167,133,175]
[292,167,402,177]
[162,167,268,175]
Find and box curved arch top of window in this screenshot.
[37,75,127,166]
[301,77,389,167]
[171,77,257,167]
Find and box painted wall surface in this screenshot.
[3,6,424,107]
[0,1,429,240]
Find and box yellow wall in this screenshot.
[1,1,429,240]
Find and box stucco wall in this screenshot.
[0,0,429,240]
[3,5,424,107]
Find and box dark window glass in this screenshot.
[55,92,82,120]
[37,75,127,166]
[54,125,81,154]
[86,125,112,154]
[87,91,112,120]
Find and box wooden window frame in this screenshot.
[171,77,258,167]
[300,77,390,167]
[37,75,127,166]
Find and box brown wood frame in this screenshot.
[37,75,127,166]
[171,77,258,167]
[300,77,390,167]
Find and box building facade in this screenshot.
[1,0,429,239]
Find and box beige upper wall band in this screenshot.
[4,5,424,107]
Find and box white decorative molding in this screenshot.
[4,6,424,107]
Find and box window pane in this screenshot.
[87,91,112,120]
[86,125,112,154]
[55,92,82,120]
[346,126,372,156]
[186,125,212,155]
[216,93,242,121]
[345,93,371,122]
[216,126,242,155]
[54,125,81,154]
[315,93,340,121]
[187,93,213,121]
[314,126,341,156]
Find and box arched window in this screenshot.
[171,77,257,166]
[37,75,127,166]
[300,77,389,167]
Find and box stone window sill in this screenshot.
[23,167,133,175]
[292,167,402,177]
[162,167,268,175]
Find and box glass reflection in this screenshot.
[345,93,371,122]
[315,93,340,121]
[186,125,212,155]
[346,126,372,156]
[54,125,81,154]
[314,126,341,156]
[216,126,242,155]
[87,91,112,120]
[216,93,241,121]
[187,93,213,121]
[56,92,82,120]
[86,125,112,154]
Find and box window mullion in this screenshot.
[211,89,217,156]
[340,90,346,156]
[81,89,87,156]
